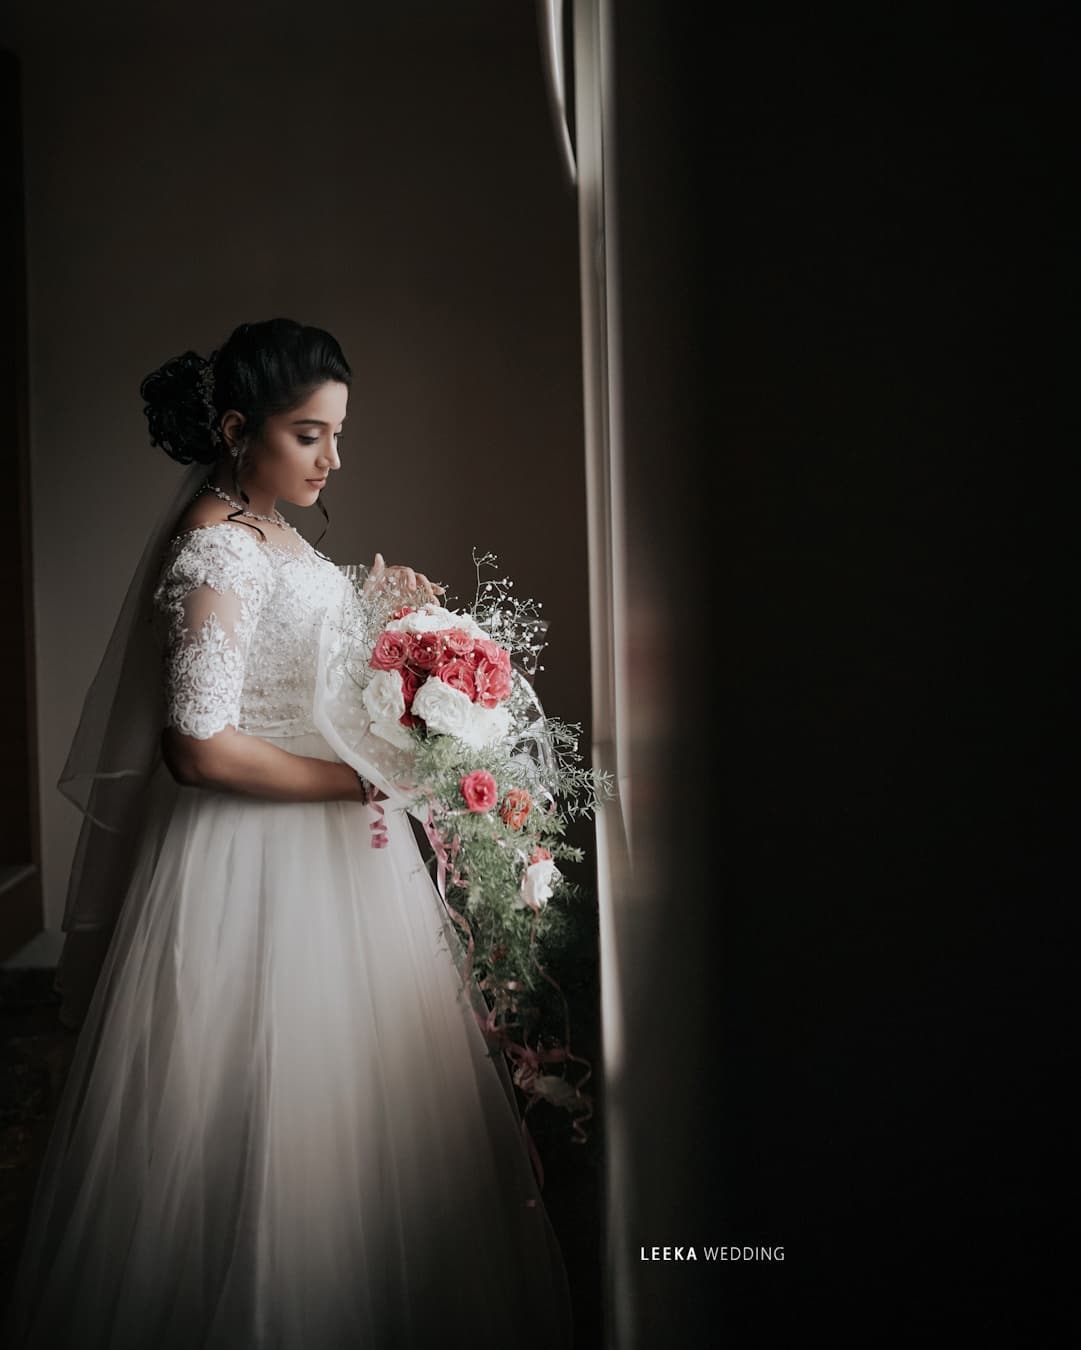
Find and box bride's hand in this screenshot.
[363,551,446,605]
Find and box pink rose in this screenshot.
[400,666,422,708]
[436,658,477,701]
[530,845,552,863]
[499,788,532,830]
[460,769,498,813]
[474,658,513,708]
[370,630,410,671]
[473,637,505,667]
[408,631,445,672]
[442,627,474,657]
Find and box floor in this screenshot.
[0,967,77,1314]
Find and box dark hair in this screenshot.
[140,317,351,545]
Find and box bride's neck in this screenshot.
[208,458,277,518]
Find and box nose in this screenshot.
[316,438,341,473]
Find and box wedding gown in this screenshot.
[3,520,575,1349]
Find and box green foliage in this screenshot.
[346,549,617,1135]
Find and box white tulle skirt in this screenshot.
[3,732,575,1349]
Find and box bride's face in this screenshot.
[242,379,349,507]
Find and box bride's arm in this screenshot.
[154,527,376,805]
[162,725,367,803]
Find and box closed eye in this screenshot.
[298,432,343,445]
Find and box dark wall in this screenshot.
[0,0,588,936]
[616,4,1073,1344]
[0,48,42,955]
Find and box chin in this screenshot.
[278,485,321,508]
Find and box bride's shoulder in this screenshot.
[156,510,275,600]
[166,495,269,555]
[170,493,259,539]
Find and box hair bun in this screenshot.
[140,350,217,465]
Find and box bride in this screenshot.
[3,318,575,1348]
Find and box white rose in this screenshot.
[385,603,459,635]
[362,668,405,722]
[517,858,561,910]
[528,1074,581,1109]
[411,676,474,740]
[384,607,490,641]
[462,700,511,750]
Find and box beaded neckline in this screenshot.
[166,520,314,562]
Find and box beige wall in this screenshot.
[1,2,588,932]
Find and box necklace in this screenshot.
[195,478,294,530]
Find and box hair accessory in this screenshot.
[197,359,225,451]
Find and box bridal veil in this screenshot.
[52,459,208,1028]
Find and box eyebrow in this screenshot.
[289,417,346,427]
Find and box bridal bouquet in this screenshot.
[359,601,515,756]
[313,550,614,1164]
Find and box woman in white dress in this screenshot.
[3,318,575,1348]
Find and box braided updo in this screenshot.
[139,318,352,466]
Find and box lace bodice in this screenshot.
[152,523,365,741]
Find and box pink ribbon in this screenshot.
[525,929,594,1148]
[419,806,478,1004]
[368,795,388,847]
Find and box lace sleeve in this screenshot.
[152,526,276,740]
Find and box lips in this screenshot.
[307,478,327,488]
